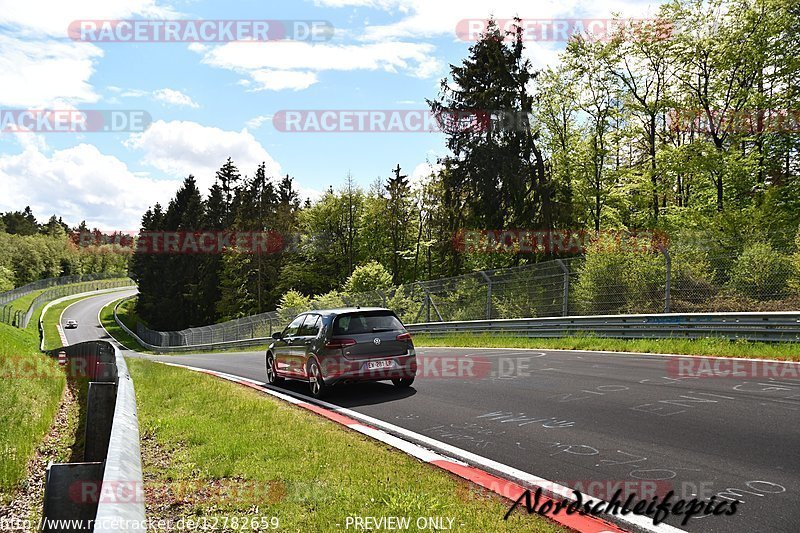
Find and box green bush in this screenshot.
[343,261,393,294]
[435,277,487,321]
[573,237,666,314]
[573,245,630,314]
[387,285,423,323]
[728,243,792,300]
[0,267,13,293]
[790,232,800,295]
[311,290,346,310]
[277,290,311,322]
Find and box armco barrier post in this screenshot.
[42,462,104,532]
[84,382,117,462]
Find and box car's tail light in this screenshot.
[325,338,357,349]
[396,332,412,342]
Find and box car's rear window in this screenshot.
[332,311,403,335]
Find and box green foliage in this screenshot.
[574,238,666,314]
[728,243,792,300]
[0,232,128,288]
[130,0,800,330]
[277,289,311,322]
[386,285,423,323]
[343,261,393,294]
[791,232,800,295]
[0,267,13,293]
[311,290,345,310]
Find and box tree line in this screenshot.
[131,0,800,329]
[0,208,129,292]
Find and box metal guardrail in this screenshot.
[405,312,800,343]
[93,349,145,532]
[114,295,271,353]
[40,341,145,532]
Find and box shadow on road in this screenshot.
[273,379,417,407]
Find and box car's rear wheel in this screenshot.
[308,359,328,399]
[392,377,414,388]
[265,352,283,385]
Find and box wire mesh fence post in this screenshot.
[478,270,492,320]
[555,259,570,317]
[661,247,671,313]
[425,290,431,322]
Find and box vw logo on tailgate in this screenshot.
[373,338,381,345]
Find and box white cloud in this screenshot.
[203,40,439,76]
[0,140,178,230]
[152,88,199,108]
[315,0,661,41]
[0,0,178,37]
[125,120,282,189]
[0,1,182,108]
[108,87,200,107]
[295,184,324,204]
[409,160,442,189]
[245,115,273,129]
[197,40,441,90]
[120,89,148,98]
[244,70,319,92]
[523,42,567,70]
[187,42,209,54]
[0,35,103,107]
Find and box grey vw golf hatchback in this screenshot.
[265,308,417,398]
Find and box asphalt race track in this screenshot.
[61,291,800,533]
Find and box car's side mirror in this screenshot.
[272,332,282,340]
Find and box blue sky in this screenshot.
[0,0,661,230]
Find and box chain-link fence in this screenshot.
[131,247,800,348]
[0,277,135,328]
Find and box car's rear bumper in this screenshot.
[321,353,416,385]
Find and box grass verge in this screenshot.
[98,298,150,353]
[413,333,800,361]
[0,317,65,503]
[6,289,46,314]
[128,358,565,532]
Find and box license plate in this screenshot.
[367,360,393,370]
